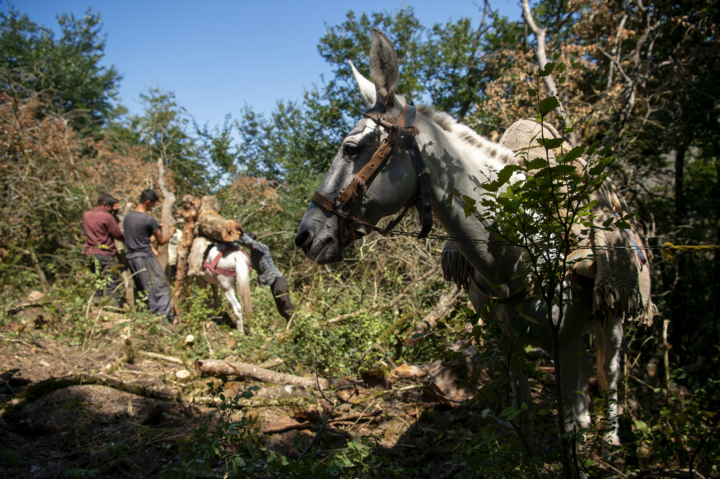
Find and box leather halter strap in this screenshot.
[311,104,433,239]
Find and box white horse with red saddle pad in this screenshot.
[294,29,654,445]
[188,238,252,334]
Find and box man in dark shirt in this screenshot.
[238,232,295,321]
[83,193,125,307]
[124,189,175,322]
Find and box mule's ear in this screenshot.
[349,60,376,109]
[369,29,399,111]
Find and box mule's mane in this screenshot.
[416,104,518,166]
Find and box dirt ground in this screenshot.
[0,306,484,479]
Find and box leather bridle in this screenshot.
[310,104,433,243]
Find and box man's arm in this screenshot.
[106,213,125,242]
[238,233,261,250]
[152,225,176,246]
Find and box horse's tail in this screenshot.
[235,252,253,321]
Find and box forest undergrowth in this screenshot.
[1,200,718,477]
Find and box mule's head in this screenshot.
[295,29,420,264]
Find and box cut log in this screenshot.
[193,359,352,390]
[390,364,430,380]
[261,418,311,435]
[404,285,463,347]
[157,158,176,270]
[197,212,243,243]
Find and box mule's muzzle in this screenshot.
[294,219,344,265]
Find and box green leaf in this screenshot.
[634,420,650,434]
[526,157,548,170]
[0,445,18,466]
[615,221,631,230]
[564,145,586,163]
[500,406,516,417]
[486,165,522,192]
[552,165,579,176]
[539,97,560,115]
[557,62,566,73]
[537,137,565,149]
[528,88,537,97]
[539,62,555,77]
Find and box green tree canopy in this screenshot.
[0,5,122,135]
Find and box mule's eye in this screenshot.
[344,144,360,158]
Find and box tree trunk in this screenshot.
[192,359,352,390]
[157,158,176,270]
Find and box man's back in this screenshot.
[124,211,160,259]
[83,207,124,256]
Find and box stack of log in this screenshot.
[172,194,243,320]
[172,195,201,317]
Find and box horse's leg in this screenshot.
[600,315,623,446]
[211,282,220,310]
[511,358,536,443]
[558,337,591,437]
[595,329,608,390]
[218,276,244,334]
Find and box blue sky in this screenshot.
[8,1,521,128]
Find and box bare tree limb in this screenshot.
[521,0,577,147]
[157,157,176,270]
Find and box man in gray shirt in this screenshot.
[124,189,175,322]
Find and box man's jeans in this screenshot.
[127,255,173,321]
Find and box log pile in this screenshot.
[196,195,243,243]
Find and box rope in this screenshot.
[197,210,218,219]
[388,230,720,255]
[662,242,720,258]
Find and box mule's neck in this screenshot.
[415,114,524,291]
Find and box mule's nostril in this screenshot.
[295,229,311,248]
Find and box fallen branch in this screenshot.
[6,374,176,417]
[138,351,183,365]
[404,285,463,347]
[192,359,353,390]
[261,418,311,435]
[192,396,307,408]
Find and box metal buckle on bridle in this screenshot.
[310,104,434,240]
